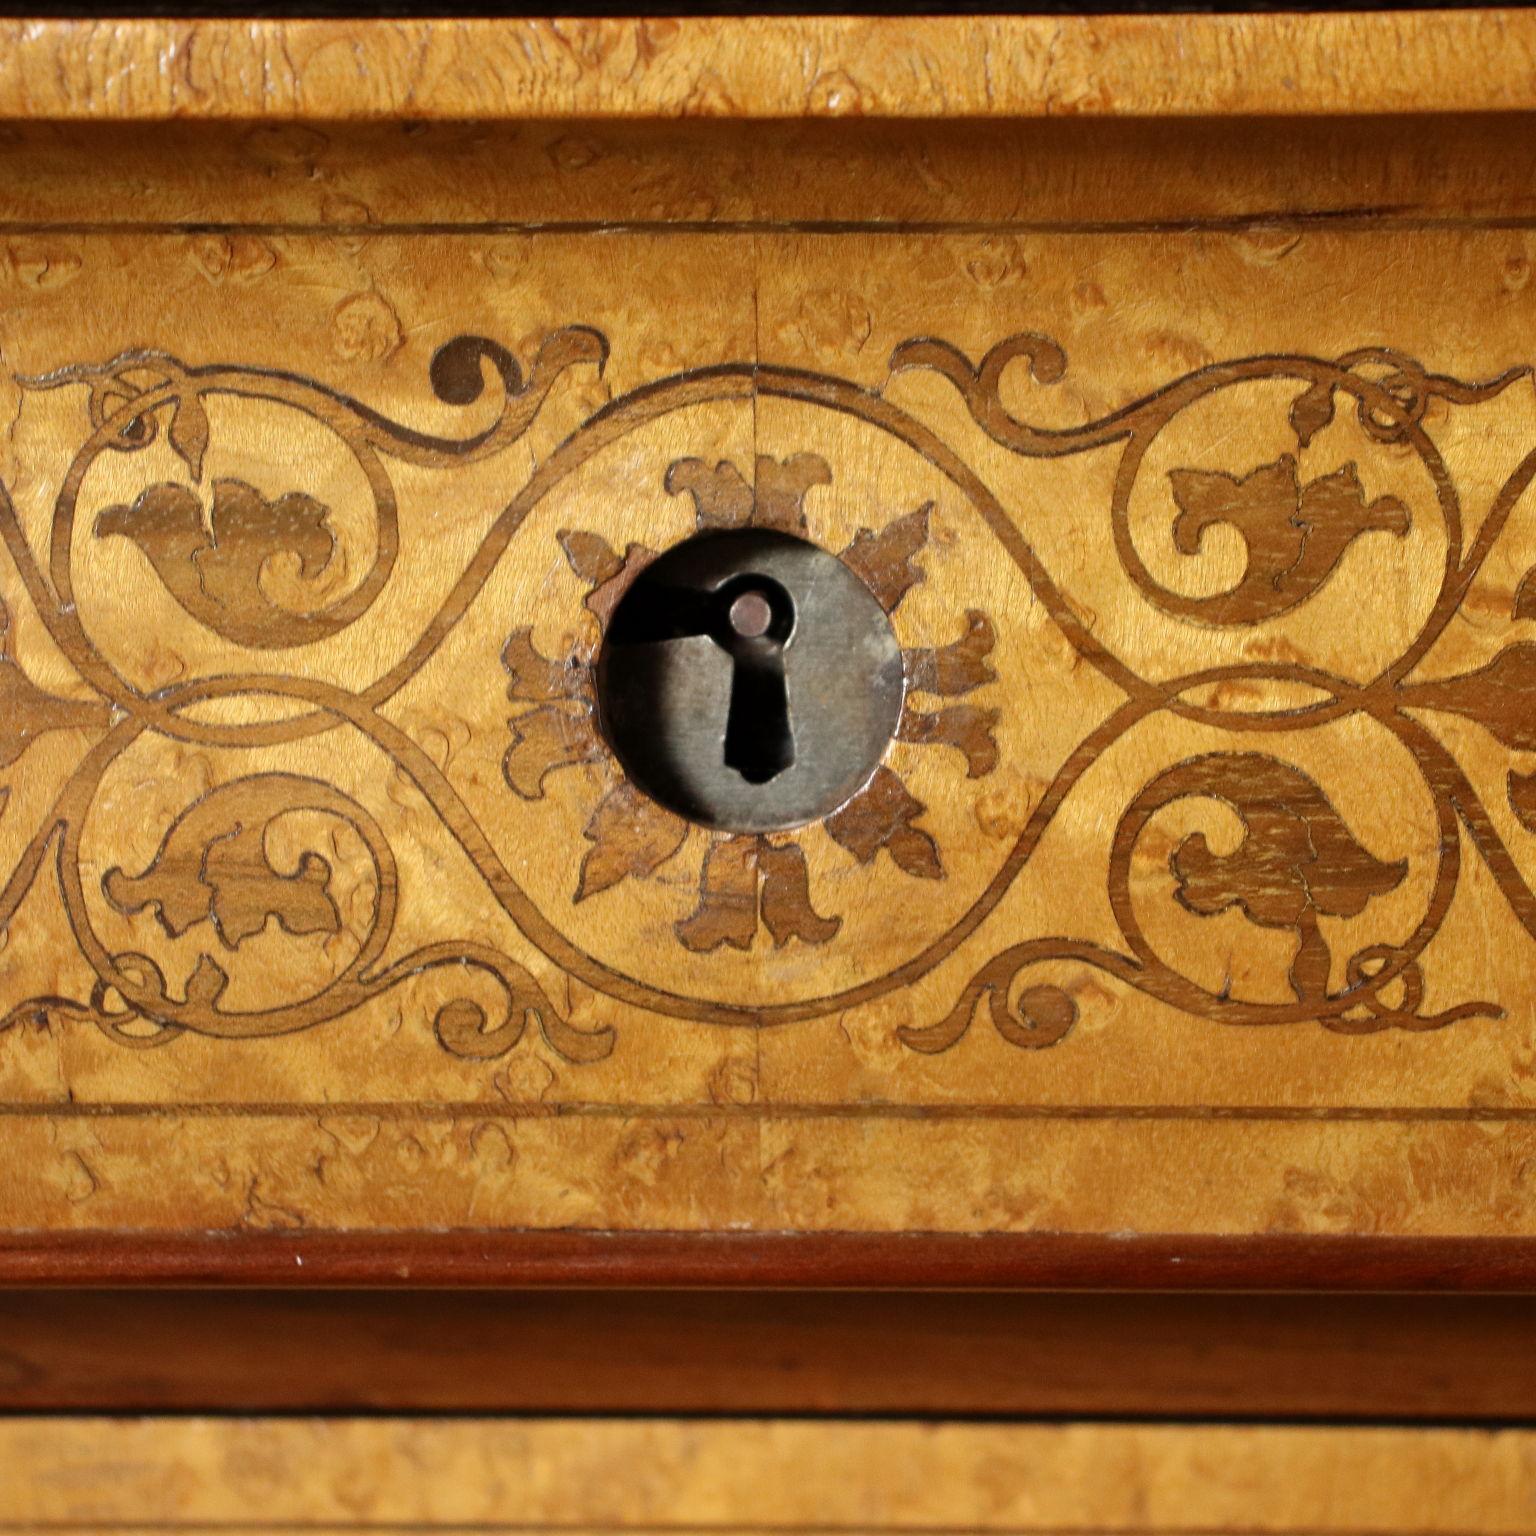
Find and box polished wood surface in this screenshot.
[4,1289,1535,1418]
[7,16,1536,1280]
[8,1230,1536,1290]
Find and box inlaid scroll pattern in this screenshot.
[1,327,1533,1062]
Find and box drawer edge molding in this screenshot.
[5,1228,1536,1290]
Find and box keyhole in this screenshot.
[596,528,904,833]
[716,577,795,784]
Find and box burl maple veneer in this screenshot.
[8,1417,1536,1534]
[5,14,1536,1284]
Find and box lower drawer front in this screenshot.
[4,1417,1534,1533]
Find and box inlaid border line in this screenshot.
[7,215,1536,238]
[0,1105,1529,1130]
[0,1101,1533,1122]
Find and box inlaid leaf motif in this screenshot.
[1163,455,1409,624]
[825,766,943,879]
[183,953,230,1009]
[12,327,1527,1060]
[1508,769,1536,836]
[1409,644,1536,753]
[840,505,932,613]
[751,453,830,535]
[95,478,347,648]
[575,781,690,901]
[1288,379,1336,448]
[676,836,759,952]
[1147,753,1407,1003]
[898,704,1000,778]
[558,528,625,587]
[502,628,582,703]
[757,840,841,947]
[560,529,658,626]
[663,453,832,538]
[664,457,756,530]
[503,703,603,799]
[674,835,839,952]
[166,391,210,478]
[103,774,345,950]
[905,610,997,696]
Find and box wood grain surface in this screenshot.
[8,17,1536,1279]
[5,1417,1536,1533]
[4,1289,1536,1418]
[4,12,1536,121]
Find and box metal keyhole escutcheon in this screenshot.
[597,530,906,832]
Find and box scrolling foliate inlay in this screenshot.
[3,326,1536,1066]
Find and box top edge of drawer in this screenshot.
[3,11,1536,124]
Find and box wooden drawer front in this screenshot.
[6,17,1536,1281]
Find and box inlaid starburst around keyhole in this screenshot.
[500,451,1002,955]
[596,529,906,832]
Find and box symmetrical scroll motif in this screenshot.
[0,333,615,1062]
[3,321,1536,1063]
[888,334,1533,1050]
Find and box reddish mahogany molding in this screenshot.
[5,1231,1536,1290]
[6,1290,1536,1416]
